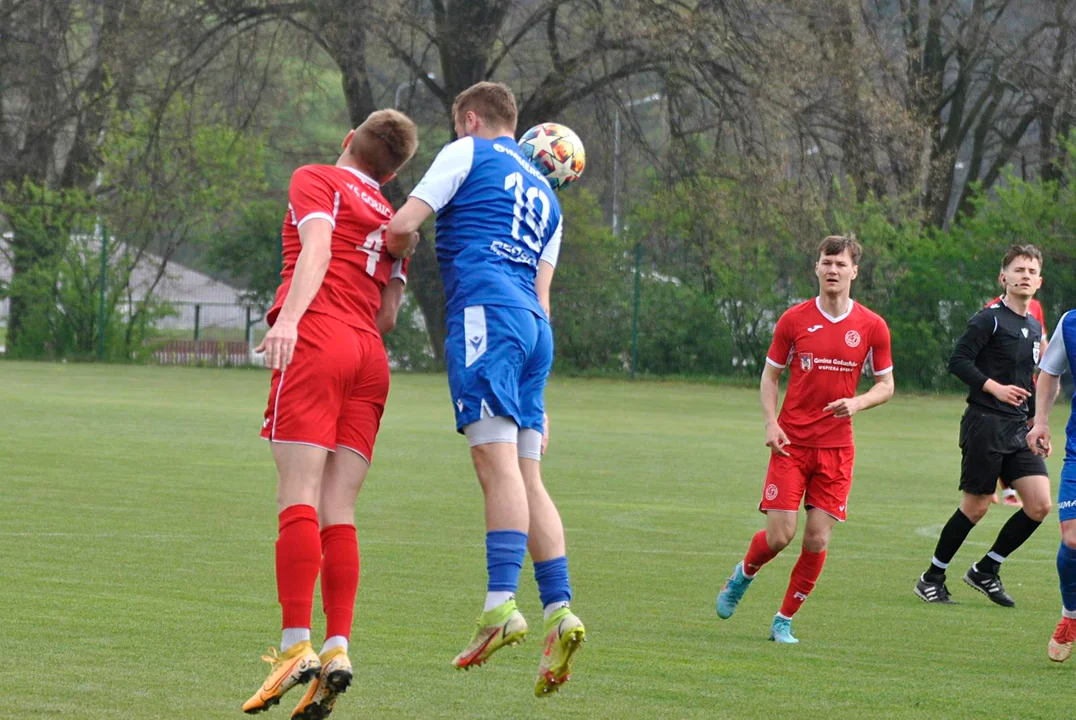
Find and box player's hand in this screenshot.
[765,422,791,457]
[1027,422,1052,457]
[396,231,420,259]
[823,397,861,418]
[989,383,1032,407]
[256,321,299,371]
[541,412,550,455]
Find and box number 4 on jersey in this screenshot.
[357,225,385,276]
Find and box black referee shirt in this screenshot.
[948,301,1042,419]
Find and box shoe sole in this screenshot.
[244,666,320,714]
[454,629,527,670]
[1049,640,1073,663]
[535,628,586,697]
[290,671,353,720]
[962,573,1015,607]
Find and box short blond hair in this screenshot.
[349,109,418,179]
[452,82,518,133]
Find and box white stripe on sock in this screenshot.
[321,635,348,654]
[931,557,949,570]
[483,591,514,612]
[543,601,570,620]
[987,551,1006,564]
[1063,607,1076,620]
[281,628,310,652]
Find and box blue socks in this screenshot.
[534,556,572,607]
[486,530,528,592]
[1058,543,1076,614]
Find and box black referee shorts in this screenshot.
[958,407,1048,495]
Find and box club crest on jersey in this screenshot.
[765,484,779,501]
[1033,341,1040,363]
[844,330,861,348]
[799,353,814,372]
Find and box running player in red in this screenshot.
[984,295,1049,506]
[242,110,418,717]
[716,235,895,643]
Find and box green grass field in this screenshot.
[0,362,1071,719]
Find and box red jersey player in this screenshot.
[985,295,1048,506]
[242,110,419,718]
[716,235,895,643]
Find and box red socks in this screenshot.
[320,524,360,640]
[743,530,779,577]
[779,548,827,618]
[276,504,321,629]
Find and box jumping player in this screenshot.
[385,81,585,696]
[716,235,895,643]
[242,110,418,717]
[1028,308,1076,661]
[915,245,1051,607]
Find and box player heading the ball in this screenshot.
[385,81,585,697]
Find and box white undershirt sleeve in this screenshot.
[409,137,475,212]
[539,217,563,268]
[1039,312,1069,376]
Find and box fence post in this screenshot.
[245,306,253,346]
[96,226,108,361]
[630,241,641,379]
[194,304,201,342]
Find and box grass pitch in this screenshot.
[0,361,1070,719]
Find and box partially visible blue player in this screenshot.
[1028,308,1076,662]
[384,81,584,696]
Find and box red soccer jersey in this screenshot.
[267,165,407,335]
[987,296,1047,341]
[766,298,893,448]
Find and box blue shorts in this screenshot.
[445,304,553,434]
[1059,458,1076,523]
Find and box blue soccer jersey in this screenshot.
[410,136,563,318]
[410,135,563,434]
[1041,311,1076,521]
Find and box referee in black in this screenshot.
[915,245,1051,606]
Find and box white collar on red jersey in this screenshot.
[341,166,380,189]
[815,296,855,323]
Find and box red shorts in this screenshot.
[260,312,389,462]
[759,445,855,522]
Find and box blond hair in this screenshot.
[451,82,518,133]
[349,109,419,179]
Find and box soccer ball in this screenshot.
[518,123,585,190]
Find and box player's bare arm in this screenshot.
[824,371,895,418]
[535,259,556,453]
[982,379,1033,408]
[536,260,555,319]
[376,278,406,335]
[385,198,431,258]
[256,218,332,371]
[1027,371,1060,457]
[760,363,791,456]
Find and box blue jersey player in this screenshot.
[385,82,584,696]
[1029,309,1076,662]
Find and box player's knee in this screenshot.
[766,526,795,551]
[802,530,830,553]
[1026,497,1051,522]
[1062,527,1076,549]
[960,499,990,523]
